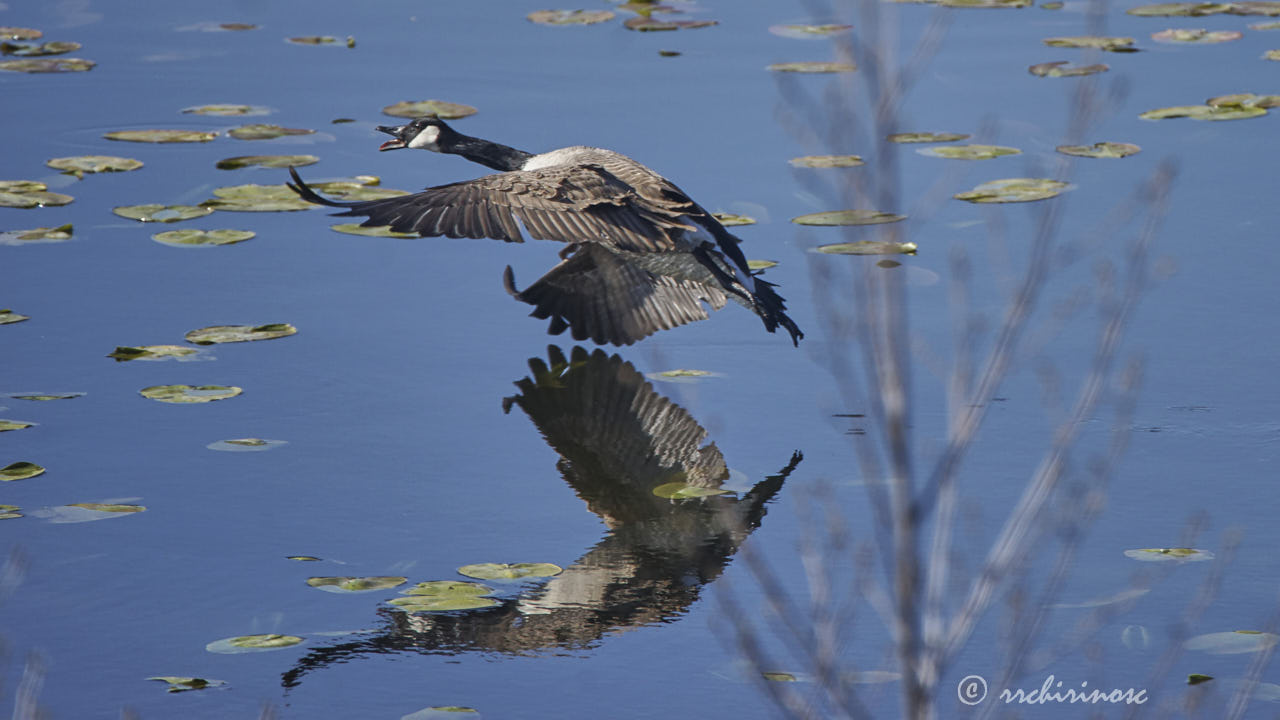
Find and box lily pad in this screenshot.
[938,0,1033,7]
[402,581,495,597]
[711,213,756,226]
[747,259,778,270]
[0,189,73,208]
[0,505,21,520]
[0,420,35,432]
[887,132,970,143]
[655,368,715,378]
[287,36,339,45]
[1237,2,1280,15]
[768,24,853,38]
[1266,49,1280,59]
[139,385,242,403]
[307,576,408,593]
[1042,2,1065,8]
[792,210,906,225]
[814,241,918,255]
[918,144,1020,160]
[206,634,303,653]
[0,27,42,41]
[9,392,83,400]
[767,61,856,73]
[389,595,500,612]
[1056,142,1141,158]
[202,183,314,211]
[47,155,143,176]
[624,17,718,31]
[0,180,45,193]
[182,103,271,116]
[1251,19,1280,26]
[1123,547,1215,562]
[207,438,288,452]
[226,124,315,140]
[0,224,74,245]
[1185,631,1280,654]
[653,482,731,499]
[790,154,864,168]
[457,563,563,580]
[954,178,1070,203]
[1152,28,1243,42]
[65,502,146,514]
[763,672,801,682]
[1127,1,1233,14]
[1139,104,1267,120]
[177,21,259,32]
[308,181,409,201]
[382,100,478,120]
[402,708,481,719]
[108,345,201,361]
[0,310,29,324]
[527,10,616,25]
[330,223,418,238]
[288,556,322,561]
[113,204,214,223]
[0,57,95,72]
[148,676,226,693]
[152,229,255,247]
[1,462,44,481]
[104,129,218,143]
[0,40,81,57]
[184,323,297,344]
[216,154,319,170]
[1043,36,1137,51]
[1029,61,1109,77]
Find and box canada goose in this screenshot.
[286,117,803,346]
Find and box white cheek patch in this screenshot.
[407,125,441,150]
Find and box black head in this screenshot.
[375,116,457,152]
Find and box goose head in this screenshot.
[375,116,457,152]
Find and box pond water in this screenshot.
[3,0,1279,718]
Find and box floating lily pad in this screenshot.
[308,181,409,201]
[104,129,217,143]
[939,0,1033,6]
[1057,142,1141,158]
[0,420,35,432]
[10,392,83,400]
[918,144,1020,160]
[177,21,259,31]
[288,555,322,561]
[1043,36,1137,51]
[814,241,918,255]
[201,184,313,211]
[653,482,731,499]
[1127,1,1233,13]
[1029,61,1109,77]
[0,27,42,40]
[527,10,616,24]
[1,462,44,481]
[624,17,718,31]
[182,104,270,116]
[139,385,242,403]
[330,223,418,238]
[711,213,756,226]
[793,210,906,225]
[381,100,479,120]
[152,229,255,247]
[790,154,864,168]
[955,178,1070,203]
[113,204,214,222]
[0,505,21,520]
[148,676,226,693]
[887,132,970,143]
[767,61,856,72]
[402,708,480,719]
[47,155,143,177]
[389,587,500,612]
[1266,49,1280,59]
[307,576,408,593]
[0,186,73,208]
[207,438,288,452]
[402,581,495,597]
[768,24,853,38]
[0,40,81,57]
[656,368,714,378]
[0,57,95,72]
[184,323,297,344]
[1123,547,1215,561]
[287,36,339,45]
[1185,631,1280,654]
[206,634,303,653]
[747,259,778,270]
[1207,92,1280,107]
[1139,103,1267,120]
[108,345,201,361]
[216,154,319,170]
[763,672,801,682]
[64,502,146,515]
[0,180,45,193]
[1252,19,1280,26]
[1152,28,1243,42]
[457,563,563,580]
[226,124,315,140]
[0,224,74,245]
[0,310,29,324]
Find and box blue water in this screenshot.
[3,0,1279,717]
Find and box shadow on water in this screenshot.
[280,346,801,687]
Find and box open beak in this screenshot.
[376,124,407,151]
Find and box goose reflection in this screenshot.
[281,346,800,686]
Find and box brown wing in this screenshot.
[504,244,729,346]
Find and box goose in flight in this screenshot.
[287,117,802,347]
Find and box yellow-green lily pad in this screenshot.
[0,57,95,72]
[330,223,418,238]
[1123,547,1215,562]
[1042,2,1065,8]
[768,24,853,38]
[207,438,288,452]
[767,61,856,73]
[0,190,73,208]
[939,0,1033,7]
[0,309,29,324]
[653,482,731,499]
[0,224,74,245]
[1251,19,1280,26]
[184,323,297,344]
[287,36,339,45]
[288,555,322,561]
[139,384,242,403]
[1265,48,1280,59]
[457,563,563,580]
[1,462,44,481]
[1152,28,1242,42]
[1056,142,1141,158]
[624,17,718,31]
[108,345,201,361]
[178,21,259,31]
[814,241,918,255]
[1185,631,1280,654]
[793,209,906,226]
[955,178,1070,203]
[1127,1,1232,14]
[104,129,218,143]
[402,707,480,718]
[1139,103,1267,120]
[0,505,21,520]
[0,420,35,432]
[182,103,271,116]
[9,392,83,400]
[0,40,81,57]
[226,124,315,140]
[762,672,801,682]
[148,676,226,693]
[308,181,409,201]
[382,100,478,120]
[747,259,778,270]
[113,204,213,223]
[1043,36,1137,51]
[206,634,304,653]
[0,180,45,193]
[47,155,143,177]
[888,132,970,143]
[389,595,500,612]
[216,154,319,170]
[402,581,495,597]
[39,502,147,523]
[1029,61,1109,77]
[790,154,864,168]
[527,10,616,25]
[711,213,756,226]
[152,229,255,247]
[307,576,408,593]
[0,27,42,40]
[918,144,1021,160]
[201,183,314,211]
[651,368,717,380]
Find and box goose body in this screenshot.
[287,117,803,347]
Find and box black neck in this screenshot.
[445,133,534,172]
